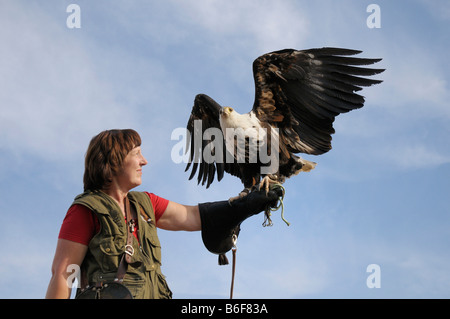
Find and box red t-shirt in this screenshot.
[58,192,169,246]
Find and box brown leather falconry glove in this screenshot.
[198,186,283,265]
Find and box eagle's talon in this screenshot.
[259,175,278,195]
[228,188,251,203]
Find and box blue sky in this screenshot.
[0,0,449,299]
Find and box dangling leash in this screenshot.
[263,184,289,227]
[228,184,287,299]
[229,234,238,299]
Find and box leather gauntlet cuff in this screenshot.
[198,188,281,264]
[198,200,242,257]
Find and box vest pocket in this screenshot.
[99,238,123,271]
[156,273,173,299]
[139,224,162,265]
[123,275,146,299]
[147,235,162,264]
[91,271,145,299]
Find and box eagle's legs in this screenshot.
[258,174,279,195]
[228,187,251,203]
[228,176,260,203]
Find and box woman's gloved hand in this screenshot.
[198,185,284,265]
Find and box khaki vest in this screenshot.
[72,190,172,299]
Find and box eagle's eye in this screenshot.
[220,107,233,115]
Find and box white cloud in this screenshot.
[361,18,450,121]
[382,144,450,170]
[170,0,310,54]
[0,3,134,163]
[380,56,450,118]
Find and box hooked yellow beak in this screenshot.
[220,106,234,116]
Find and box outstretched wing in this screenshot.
[252,47,384,155]
[185,94,240,188]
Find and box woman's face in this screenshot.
[115,146,148,191]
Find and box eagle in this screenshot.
[185,47,384,197]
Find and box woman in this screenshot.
[46,129,280,299]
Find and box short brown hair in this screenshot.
[83,129,142,191]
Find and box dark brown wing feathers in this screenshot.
[252,47,384,155]
[185,94,240,188]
